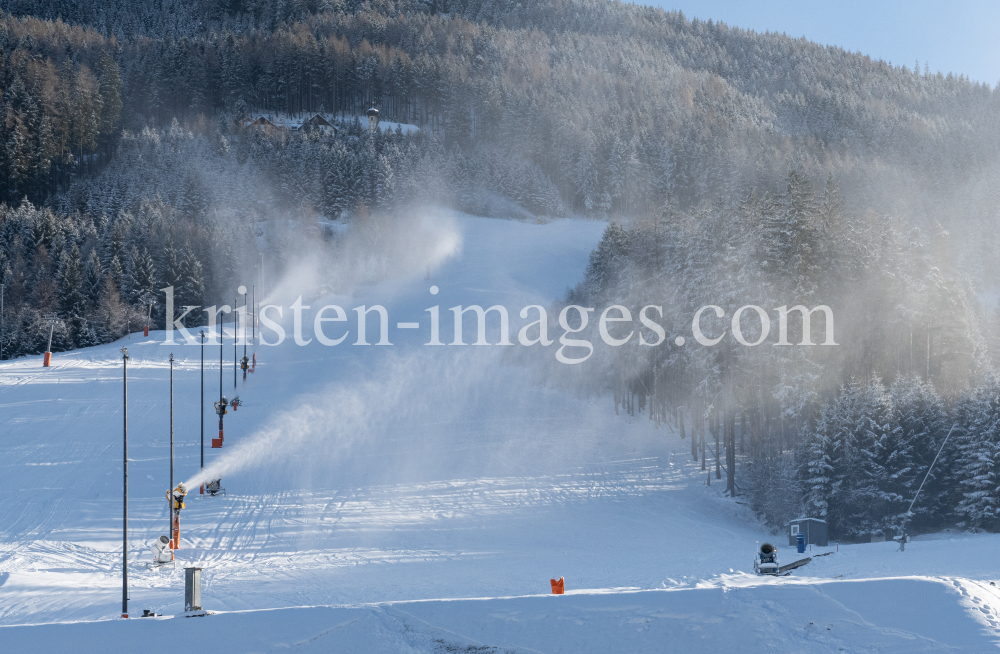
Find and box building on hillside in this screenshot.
[245,116,278,131]
[302,114,337,135]
[242,114,338,135]
[787,517,828,546]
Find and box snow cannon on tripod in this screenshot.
[754,542,779,575]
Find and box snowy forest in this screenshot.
[562,175,1000,539]
[0,0,999,537]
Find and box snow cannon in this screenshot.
[205,478,225,497]
[171,483,187,510]
[754,542,780,575]
[213,397,230,448]
[169,484,187,549]
[151,535,174,565]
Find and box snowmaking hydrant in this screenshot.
[167,483,187,550]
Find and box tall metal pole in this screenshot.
[243,290,248,360]
[121,346,130,618]
[169,353,174,543]
[219,318,224,443]
[252,285,255,341]
[200,331,205,469]
[233,297,237,389]
[1,282,5,361]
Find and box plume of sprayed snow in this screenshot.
[262,209,461,306]
[183,346,491,490]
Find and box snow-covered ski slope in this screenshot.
[2,212,1000,652]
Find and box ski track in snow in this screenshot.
[1,212,999,650]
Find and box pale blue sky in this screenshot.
[645,1,1000,87]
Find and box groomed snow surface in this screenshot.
[2,213,999,652]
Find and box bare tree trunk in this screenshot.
[691,402,698,461]
[715,407,722,480]
[700,414,706,471]
[726,411,736,496]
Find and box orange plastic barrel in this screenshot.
[143,326,149,337]
[550,577,565,594]
[43,352,51,367]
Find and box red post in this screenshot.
[171,513,180,549]
[43,352,51,367]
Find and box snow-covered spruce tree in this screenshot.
[799,404,837,525]
[886,376,952,533]
[57,243,87,346]
[954,375,1000,531]
[797,378,893,540]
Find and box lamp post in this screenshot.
[120,346,130,618]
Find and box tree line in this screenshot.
[0,197,252,358]
[557,171,1000,538]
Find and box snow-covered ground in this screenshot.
[1,212,999,651]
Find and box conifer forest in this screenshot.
[2,0,1000,538]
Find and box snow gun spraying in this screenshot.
[153,484,187,564]
[167,483,187,550]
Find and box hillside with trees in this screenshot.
[0,0,999,535]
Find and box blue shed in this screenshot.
[788,517,828,547]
